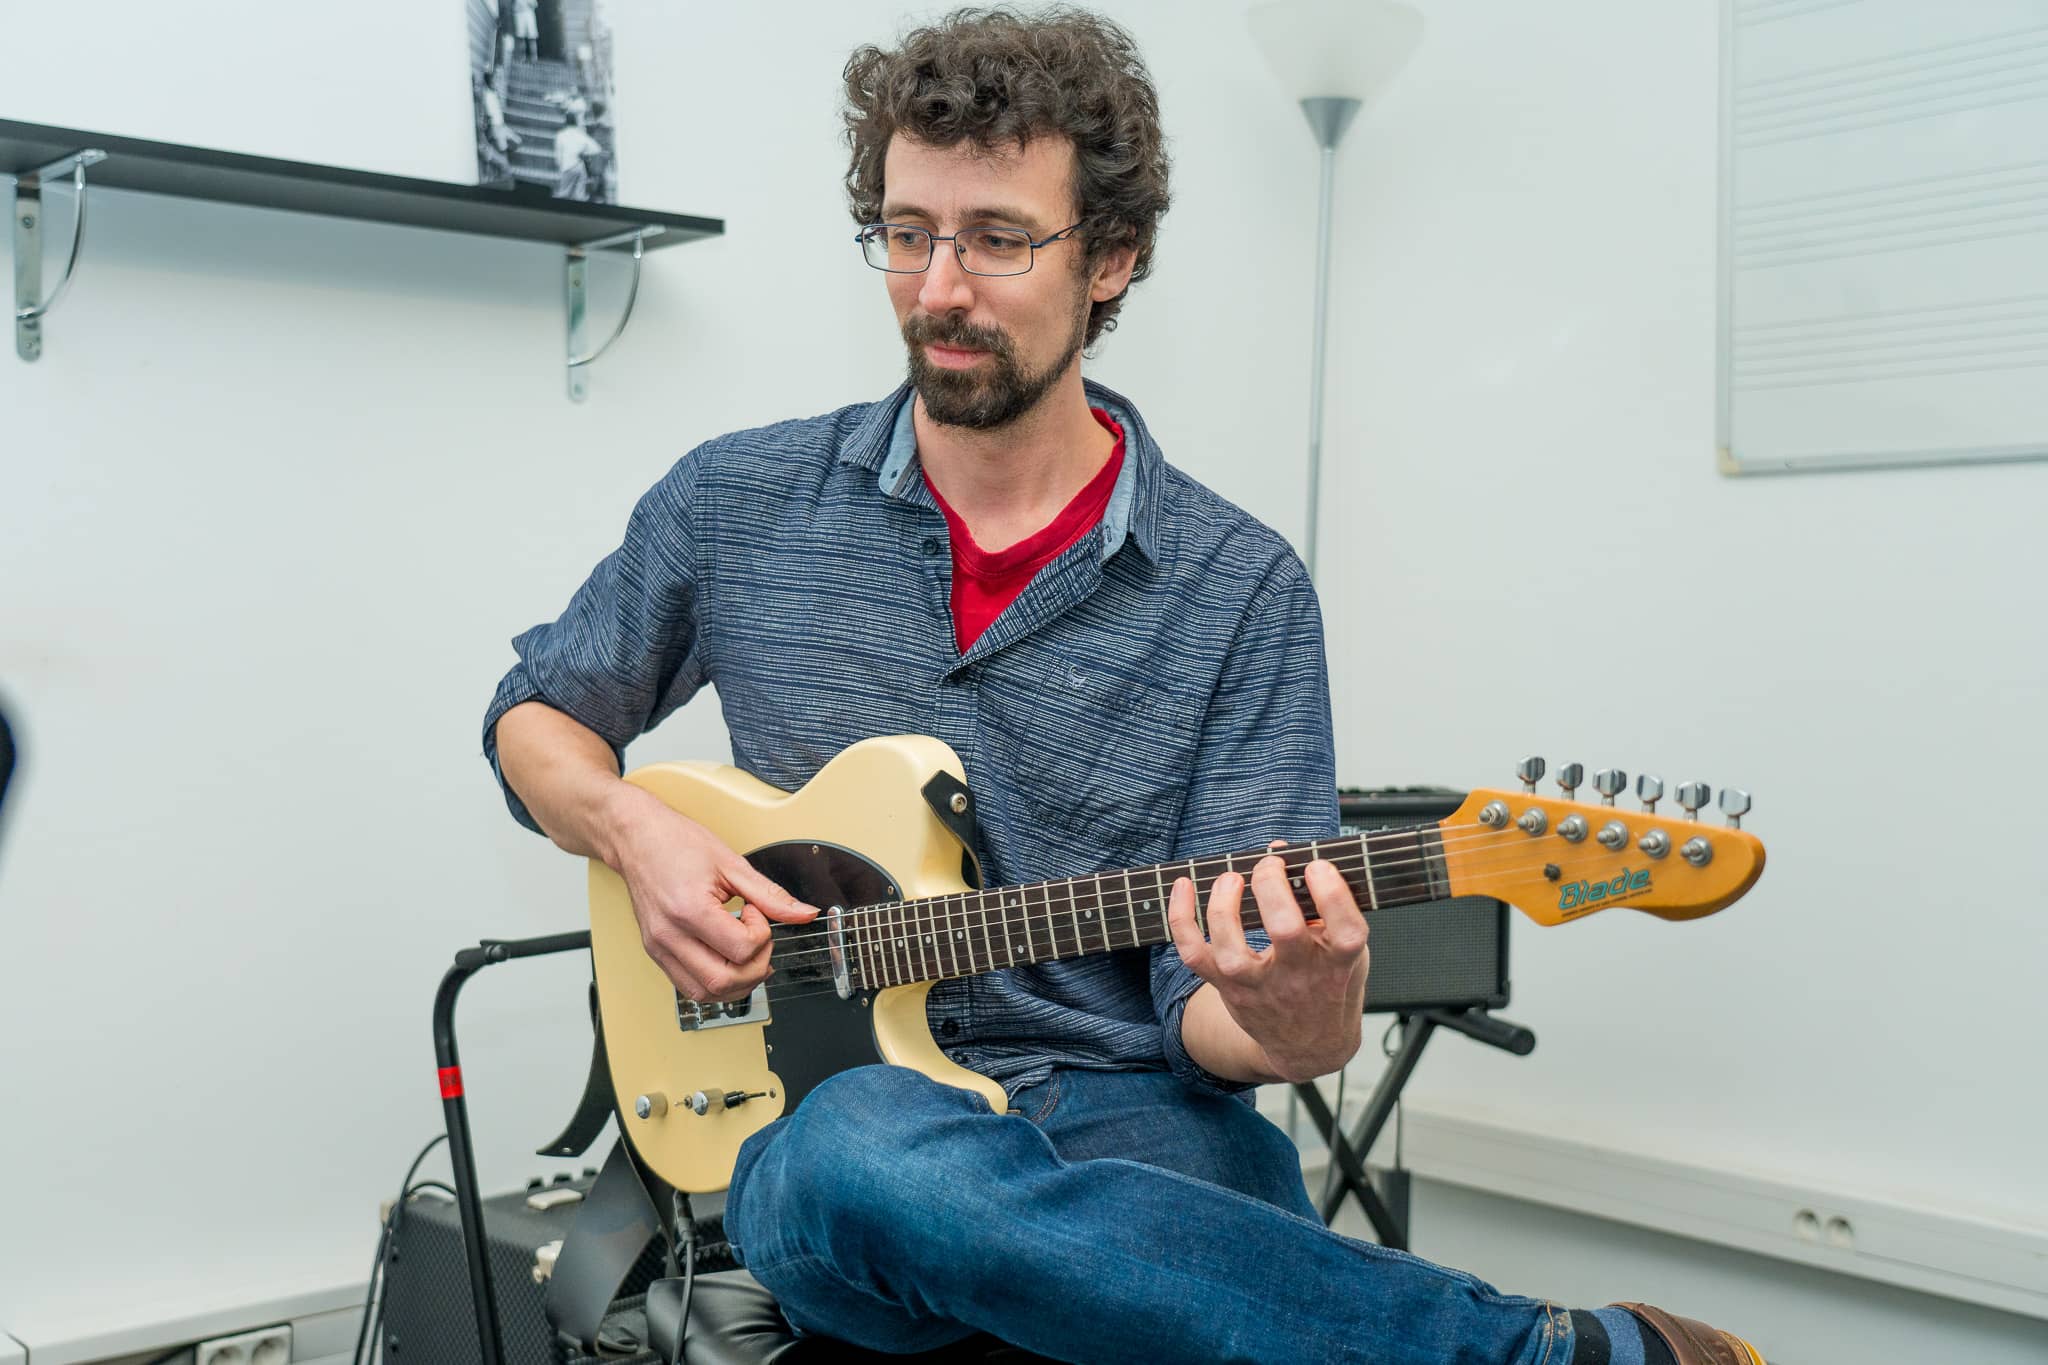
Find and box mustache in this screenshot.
[904,313,1012,357]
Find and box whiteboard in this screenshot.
[1718,0,2048,475]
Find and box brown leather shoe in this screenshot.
[1612,1302,1768,1365]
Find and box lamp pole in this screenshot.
[1299,96,1360,581]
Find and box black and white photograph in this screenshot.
[467,0,618,201]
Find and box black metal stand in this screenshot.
[431,930,593,1365]
[1292,1007,1536,1249]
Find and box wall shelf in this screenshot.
[2,118,724,397]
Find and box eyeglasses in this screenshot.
[855,221,1083,277]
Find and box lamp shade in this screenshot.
[1247,0,1424,107]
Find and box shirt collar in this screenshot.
[841,379,1162,565]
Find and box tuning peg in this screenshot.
[1675,781,1711,821]
[1636,773,1664,814]
[1516,756,1546,794]
[1592,768,1627,807]
[1555,763,1584,800]
[1719,787,1751,829]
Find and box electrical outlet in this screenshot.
[195,1324,292,1365]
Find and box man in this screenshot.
[483,9,1764,1363]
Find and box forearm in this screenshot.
[493,700,666,870]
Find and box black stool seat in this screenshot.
[647,1270,1055,1364]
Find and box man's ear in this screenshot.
[1089,240,1139,303]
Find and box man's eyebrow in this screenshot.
[880,202,1048,232]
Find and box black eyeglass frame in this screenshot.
[855,221,1084,276]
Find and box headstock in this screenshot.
[1440,758,1765,927]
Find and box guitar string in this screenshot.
[675,853,1662,1013]
[747,823,1727,985]
[748,813,1724,979]
[692,838,1727,1008]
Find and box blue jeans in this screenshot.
[725,1065,1572,1364]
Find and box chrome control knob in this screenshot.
[634,1093,668,1120]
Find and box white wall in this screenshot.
[2,0,2043,1359]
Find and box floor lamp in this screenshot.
[1248,0,1424,579]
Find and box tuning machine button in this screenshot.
[1637,829,1671,859]
[1593,769,1627,807]
[1720,787,1752,829]
[1516,756,1547,794]
[1554,763,1583,800]
[1636,774,1664,814]
[1675,781,1711,821]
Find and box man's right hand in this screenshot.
[609,785,820,1004]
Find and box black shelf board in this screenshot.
[1,118,722,252]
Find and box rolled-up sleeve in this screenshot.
[481,448,713,833]
[1151,560,1339,1097]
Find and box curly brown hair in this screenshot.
[841,5,1171,348]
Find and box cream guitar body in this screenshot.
[590,736,1001,1195]
[591,737,1766,1196]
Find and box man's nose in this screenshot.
[917,239,977,315]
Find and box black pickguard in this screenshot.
[743,841,900,1111]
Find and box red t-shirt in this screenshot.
[924,407,1127,653]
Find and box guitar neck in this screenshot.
[849,824,1450,991]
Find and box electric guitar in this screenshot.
[588,736,1766,1193]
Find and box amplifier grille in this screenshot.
[1342,788,1509,1015]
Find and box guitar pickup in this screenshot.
[675,982,771,1033]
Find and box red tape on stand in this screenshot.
[438,1065,464,1099]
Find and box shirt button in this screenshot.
[941,1019,961,1037]
[921,537,941,557]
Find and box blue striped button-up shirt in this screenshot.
[483,379,1337,1098]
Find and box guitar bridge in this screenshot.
[676,982,771,1033]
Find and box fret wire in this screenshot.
[951,891,969,977]
[1188,859,1204,935]
[856,906,875,990]
[949,892,965,977]
[1154,864,1170,943]
[935,893,953,979]
[1122,868,1140,950]
[1047,879,1068,961]
[1073,875,1089,958]
[981,885,999,972]
[1359,832,1380,910]
[892,900,910,985]
[1092,872,1110,953]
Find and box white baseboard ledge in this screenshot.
[1368,1105,2048,1322]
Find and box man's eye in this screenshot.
[970,232,1026,254]
[889,229,926,249]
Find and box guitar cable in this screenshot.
[668,1189,698,1365]
[351,1133,450,1365]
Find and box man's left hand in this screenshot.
[1167,852,1369,1082]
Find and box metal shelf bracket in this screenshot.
[565,224,659,401]
[8,147,107,362]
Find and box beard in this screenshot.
[903,292,1090,431]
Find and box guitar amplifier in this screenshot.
[380,1175,671,1365]
[1341,787,1510,1015]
